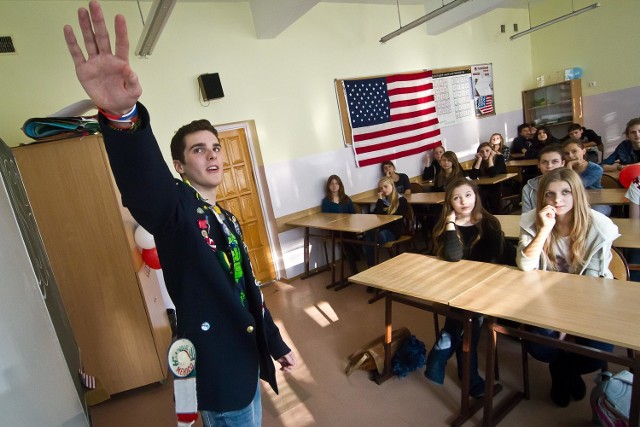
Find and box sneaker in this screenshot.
[424,348,448,385]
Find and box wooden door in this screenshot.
[215,128,275,283]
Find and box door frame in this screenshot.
[215,120,285,281]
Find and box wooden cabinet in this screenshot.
[522,79,583,136]
[13,134,171,395]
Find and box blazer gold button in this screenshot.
[246,326,254,333]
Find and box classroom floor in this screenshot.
[89,266,613,427]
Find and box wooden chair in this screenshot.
[409,182,425,193]
[610,247,630,281]
[601,173,622,189]
[380,204,417,256]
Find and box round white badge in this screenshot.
[168,338,196,378]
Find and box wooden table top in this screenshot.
[495,215,640,249]
[286,212,401,233]
[449,266,640,351]
[472,173,518,185]
[354,192,445,205]
[349,253,505,304]
[506,159,538,167]
[586,188,628,205]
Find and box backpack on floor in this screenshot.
[590,370,633,427]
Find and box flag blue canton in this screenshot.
[344,77,390,128]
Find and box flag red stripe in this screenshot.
[390,95,435,109]
[387,83,433,96]
[353,117,439,142]
[386,71,432,83]
[355,129,441,154]
[357,141,440,167]
[391,106,437,121]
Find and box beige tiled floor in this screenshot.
[90,268,612,426]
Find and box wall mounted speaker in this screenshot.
[198,73,224,101]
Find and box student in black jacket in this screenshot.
[425,178,515,398]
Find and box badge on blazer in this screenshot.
[168,338,196,378]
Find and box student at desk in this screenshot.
[321,175,360,274]
[425,178,515,399]
[363,177,408,271]
[601,117,640,172]
[509,123,534,159]
[521,144,565,213]
[422,145,445,181]
[433,151,465,192]
[517,168,619,408]
[381,160,411,195]
[530,125,560,159]
[563,140,611,216]
[624,175,640,282]
[489,132,510,161]
[469,142,508,213]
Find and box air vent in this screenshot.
[0,36,16,54]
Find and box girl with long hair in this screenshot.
[432,151,465,192]
[363,176,409,268]
[425,178,515,398]
[469,142,507,179]
[489,132,510,160]
[422,145,446,181]
[517,168,619,407]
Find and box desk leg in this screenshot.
[302,227,310,278]
[373,294,395,385]
[483,317,497,427]
[368,229,387,304]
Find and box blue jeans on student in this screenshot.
[364,228,396,266]
[201,380,261,427]
[525,326,613,374]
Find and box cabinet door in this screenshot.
[13,135,166,394]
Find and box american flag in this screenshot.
[476,95,494,115]
[343,71,441,167]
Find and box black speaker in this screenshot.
[198,73,225,101]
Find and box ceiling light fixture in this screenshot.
[380,0,471,44]
[135,0,177,57]
[510,2,600,41]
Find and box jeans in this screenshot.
[201,380,261,427]
[364,228,396,266]
[525,326,613,375]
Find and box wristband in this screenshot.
[447,221,455,225]
[99,104,138,122]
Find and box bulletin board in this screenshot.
[335,63,494,146]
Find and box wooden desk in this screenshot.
[471,173,518,186]
[354,192,445,205]
[506,159,538,168]
[496,215,640,249]
[450,267,640,426]
[286,213,401,286]
[350,253,506,426]
[587,188,628,205]
[605,170,621,181]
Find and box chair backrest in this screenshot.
[402,204,417,237]
[409,182,424,193]
[609,247,630,281]
[353,201,362,214]
[601,173,622,189]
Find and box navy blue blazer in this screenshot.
[100,104,290,412]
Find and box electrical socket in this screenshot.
[589,81,597,87]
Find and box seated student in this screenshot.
[521,144,565,213]
[510,123,534,159]
[530,125,560,157]
[425,178,516,398]
[564,123,603,164]
[422,145,445,181]
[517,168,619,408]
[489,132,510,160]
[433,151,465,192]
[363,176,409,269]
[601,117,640,172]
[563,140,611,216]
[468,142,507,179]
[321,175,360,274]
[624,174,640,282]
[381,160,411,195]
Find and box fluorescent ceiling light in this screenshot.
[511,2,600,41]
[135,0,177,57]
[380,0,471,44]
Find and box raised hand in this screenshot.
[63,0,142,115]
